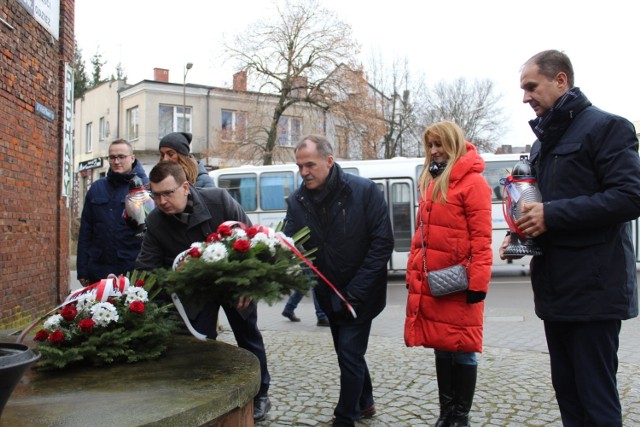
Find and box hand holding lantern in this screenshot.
[500,155,543,257]
[124,175,155,238]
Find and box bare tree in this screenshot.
[364,55,425,159]
[224,0,359,165]
[417,77,506,153]
[324,65,387,160]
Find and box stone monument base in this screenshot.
[0,334,260,426]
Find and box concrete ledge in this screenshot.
[0,335,260,426]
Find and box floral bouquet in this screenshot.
[155,222,316,307]
[26,271,178,370]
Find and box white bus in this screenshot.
[209,155,640,272]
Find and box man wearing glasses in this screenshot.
[135,161,272,422]
[77,138,148,286]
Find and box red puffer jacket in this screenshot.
[404,142,492,353]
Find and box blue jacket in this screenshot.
[77,160,148,282]
[196,160,215,188]
[283,164,394,324]
[529,89,640,321]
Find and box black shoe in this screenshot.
[360,404,376,419]
[253,396,271,421]
[316,318,330,327]
[282,311,301,322]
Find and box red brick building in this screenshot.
[0,0,74,328]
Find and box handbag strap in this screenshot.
[418,202,471,275]
[418,205,429,275]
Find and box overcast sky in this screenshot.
[75,0,639,149]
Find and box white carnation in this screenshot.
[90,302,119,327]
[202,242,228,262]
[231,228,247,240]
[43,314,63,330]
[125,286,149,304]
[75,292,97,312]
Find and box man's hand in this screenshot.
[515,201,547,238]
[499,234,524,260]
[78,278,91,287]
[236,295,252,311]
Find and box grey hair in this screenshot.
[294,134,334,159]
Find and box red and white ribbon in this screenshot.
[221,221,357,319]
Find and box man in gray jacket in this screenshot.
[135,161,271,421]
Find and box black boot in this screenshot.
[434,357,455,427]
[450,364,477,427]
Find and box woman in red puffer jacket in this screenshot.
[405,121,492,427]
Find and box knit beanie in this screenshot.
[159,132,191,155]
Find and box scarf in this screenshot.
[307,165,339,207]
[428,160,447,178]
[528,87,591,146]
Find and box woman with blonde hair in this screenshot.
[158,132,215,188]
[405,121,492,427]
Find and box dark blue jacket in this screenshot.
[283,164,394,324]
[77,160,148,282]
[529,90,640,321]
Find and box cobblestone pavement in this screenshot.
[217,279,640,427]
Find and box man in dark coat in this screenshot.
[135,161,272,421]
[502,49,640,426]
[77,139,148,285]
[283,135,394,427]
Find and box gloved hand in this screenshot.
[345,292,361,318]
[333,292,360,321]
[466,290,486,304]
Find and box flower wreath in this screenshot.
[155,222,316,308]
[23,271,178,370]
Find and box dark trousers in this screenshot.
[544,319,622,427]
[193,301,271,397]
[329,319,374,427]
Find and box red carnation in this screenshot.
[34,329,49,342]
[187,246,202,258]
[246,226,260,238]
[129,300,145,314]
[217,224,233,237]
[233,239,251,253]
[78,318,95,333]
[135,279,145,287]
[206,232,221,243]
[48,330,65,344]
[60,305,77,321]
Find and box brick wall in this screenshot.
[0,0,74,329]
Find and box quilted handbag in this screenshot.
[418,206,469,297]
[427,264,468,297]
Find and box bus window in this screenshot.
[390,182,412,252]
[260,171,295,210]
[482,161,514,202]
[217,173,257,211]
[343,167,359,176]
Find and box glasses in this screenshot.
[107,154,131,162]
[150,186,181,200]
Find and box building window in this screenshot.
[85,122,93,153]
[221,109,247,141]
[126,107,139,141]
[277,116,302,146]
[99,116,108,141]
[159,105,192,136]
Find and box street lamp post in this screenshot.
[183,62,193,132]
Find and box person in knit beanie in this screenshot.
[158,132,214,188]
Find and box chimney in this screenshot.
[233,71,247,91]
[154,68,169,82]
[290,76,308,99]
